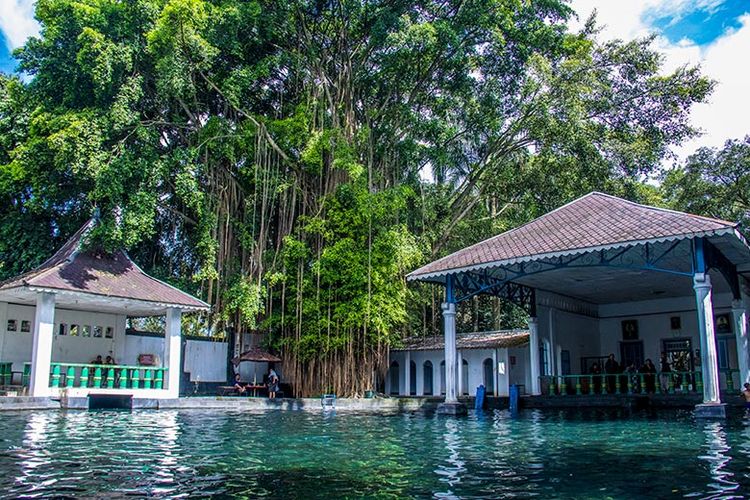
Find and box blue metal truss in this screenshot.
[446,237,741,309]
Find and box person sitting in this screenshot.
[105,355,116,365]
[233,373,246,395]
[91,355,103,365]
[742,383,750,414]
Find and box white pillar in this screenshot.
[694,274,721,404]
[404,350,411,396]
[29,292,55,397]
[733,297,749,385]
[0,302,8,366]
[528,317,541,395]
[458,349,465,396]
[113,314,127,364]
[416,356,424,396]
[497,348,510,397]
[548,308,557,376]
[164,308,182,398]
[443,301,458,403]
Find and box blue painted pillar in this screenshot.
[443,275,458,404]
[693,239,721,406]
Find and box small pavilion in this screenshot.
[0,219,209,399]
[407,192,750,417]
[389,330,529,398]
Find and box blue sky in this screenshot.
[0,30,17,74]
[645,0,750,45]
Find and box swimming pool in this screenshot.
[0,407,748,497]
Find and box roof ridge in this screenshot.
[407,192,602,277]
[126,251,211,308]
[593,192,737,227]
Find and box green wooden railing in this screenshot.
[22,362,167,390]
[0,362,12,386]
[541,369,740,396]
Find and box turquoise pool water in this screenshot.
[0,407,749,498]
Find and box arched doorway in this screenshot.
[410,360,417,395]
[461,359,469,395]
[483,358,494,394]
[423,361,433,395]
[440,360,446,395]
[389,361,399,395]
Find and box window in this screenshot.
[105,327,114,338]
[70,324,79,336]
[483,358,494,393]
[561,350,571,376]
[7,319,17,332]
[539,341,550,376]
[58,324,67,336]
[93,326,103,338]
[82,325,91,337]
[20,320,30,333]
[717,338,730,370]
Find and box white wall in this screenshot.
[125,333,228,382]
[508,345,530,390]
[387,348,512,397]
[0,303,123,372]
[0,302,228,383]
[598,292,737,370]
[537,306,600,376]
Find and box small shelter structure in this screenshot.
[407,192,750,417]
[389,330,528,397]
[0,219,209,399]
[232,346,281,385]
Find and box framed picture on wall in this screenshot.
[715,313,732,334]
[670,316,681,330]
[622,320,639,340]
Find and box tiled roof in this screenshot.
[392,329,529,351]
[0,219,209,311]
[232,347,282,364]
[409,192,738,280]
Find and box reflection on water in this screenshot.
[0,408,749,498]
[700,421,739,498]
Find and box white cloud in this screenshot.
[0,0,40,50]
[569,1,750,161]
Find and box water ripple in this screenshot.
[0,408,748,498]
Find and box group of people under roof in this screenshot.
[587,351,701,394]
[90,354,117,365]
[232,365,280,399]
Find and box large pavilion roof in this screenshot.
[0,219,209,315]
[392,330,529,352]
[409,192,749,281]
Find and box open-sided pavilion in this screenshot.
[407,192,750,417]
[0,219,209,400]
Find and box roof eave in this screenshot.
[407,227,741,283]
[24,285,210,313]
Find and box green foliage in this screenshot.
[222,276,265,329]
[0,0,724,393]
[662,137,750,236]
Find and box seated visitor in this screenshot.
[105,355,116,365]
[742,383,750,413]
[233,373,246,395]
[91,355,103,365]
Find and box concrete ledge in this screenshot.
[159,396,441,412]
[694,403,727,419]
[436,402,468,416]
[0,396,59,411]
